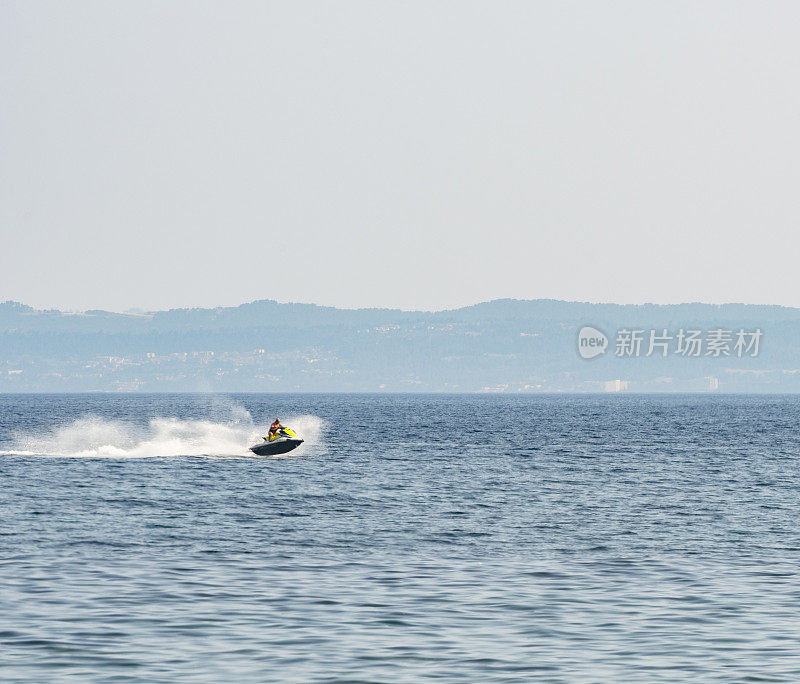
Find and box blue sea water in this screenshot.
[1,393,800,682]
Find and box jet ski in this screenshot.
[249,427,304,456]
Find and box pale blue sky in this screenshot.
[2,1,799,312]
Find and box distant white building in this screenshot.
[604,379,629,392]
[707,376,720,391]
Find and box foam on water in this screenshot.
[7,411,326,458]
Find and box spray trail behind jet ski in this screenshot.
[5,413,326,458]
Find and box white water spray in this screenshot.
[6,412,326,459]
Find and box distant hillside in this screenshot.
[1,299,799,392]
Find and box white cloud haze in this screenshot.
[1,1,798,311]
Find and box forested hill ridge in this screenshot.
[2,299,800,392]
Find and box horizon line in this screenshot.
[3,297,800,317]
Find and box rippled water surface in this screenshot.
[2,393,800,682]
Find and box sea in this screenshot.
[1,393,799,682]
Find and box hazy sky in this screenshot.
[2,1,799,312]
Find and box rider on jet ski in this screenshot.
[251,418,303,455]
[266,418,284,442]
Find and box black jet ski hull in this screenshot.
[250,439,304,456]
